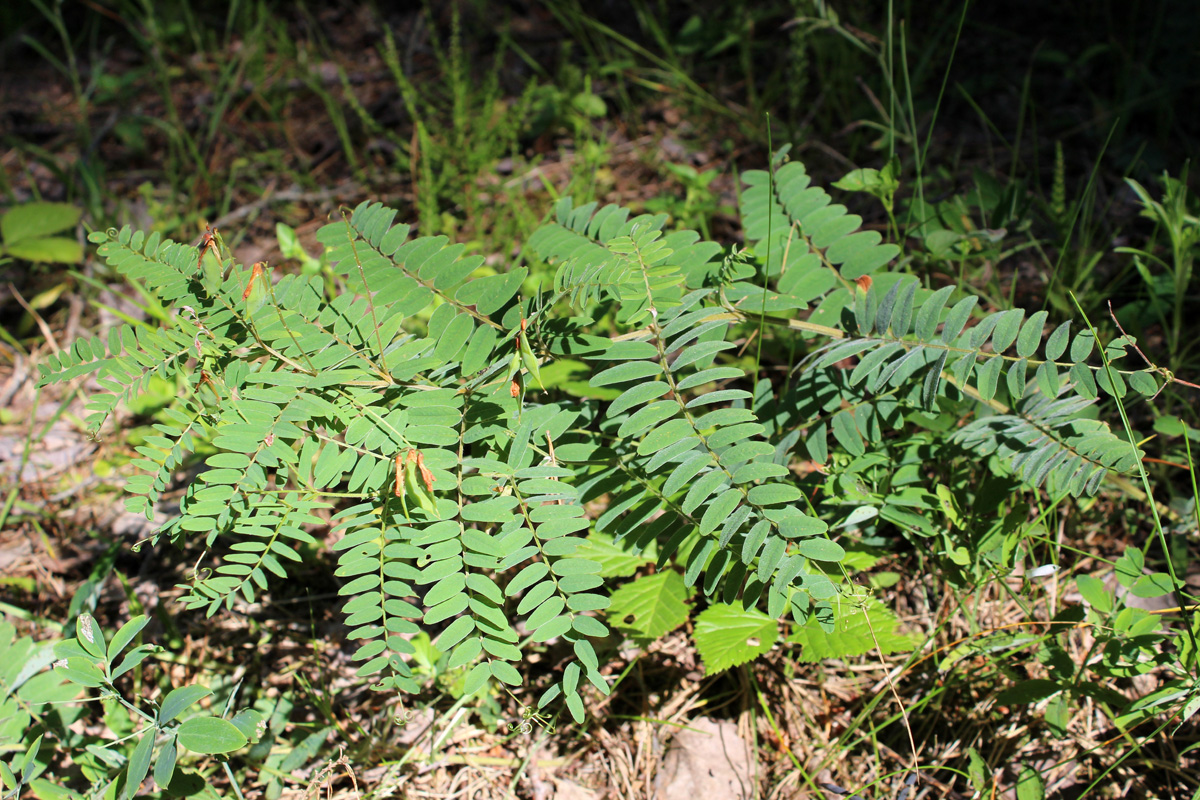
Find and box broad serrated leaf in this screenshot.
[572,533,651,577]
[693,603,777,674]
[789,597,914,661]
[607,571,690,640]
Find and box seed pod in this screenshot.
[241,262,271,316]
[242,261,265,300]
[403,449,439,517]
[197,226,219,272]
[198,226,224,288]
[505,350,522,384]
[518,331,545,390]
[416,451,435,493]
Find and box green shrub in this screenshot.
[26,150,1186,794]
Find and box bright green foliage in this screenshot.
[0,201,84,264]
[0,623,78,758]
[693,602,778,674]
[788,595,915,661]
[0,614,264,798]
[36,152,1165,717]
[607,571,691,642]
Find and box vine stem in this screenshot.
[613,308,845,342]
[1108,300,1200,392]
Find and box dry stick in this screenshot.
[0,352,28,407]
[9,283,61,353]
[861,602,919,782]
[209,183,359,230]
[304,747,360,800]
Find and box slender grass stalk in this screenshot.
[753,120,774,385]
[1070,290,1198,667]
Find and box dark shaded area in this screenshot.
[2,0,1197,213]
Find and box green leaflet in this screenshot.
[609,381,671,417]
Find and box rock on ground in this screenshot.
[653,717,757,800]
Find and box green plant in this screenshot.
[0,202,84,266]
[0,620,78,795]
[0,614,262,799]
[343,6,533,237]
[643,161,728,240]
[275,223,327,276]
[36,150,1185,737]
[1114,169,1199,371]
[936,307,1200,788]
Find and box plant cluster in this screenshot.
[14,150,1197,797]
[2,615,263,799]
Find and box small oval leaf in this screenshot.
[158,685,213,725]
[797,538,846,562]
[177,716,248,755]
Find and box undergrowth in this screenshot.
[4,2,1200,798]
[6,147,1197,798]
